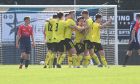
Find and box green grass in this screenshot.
[0,65,140,84]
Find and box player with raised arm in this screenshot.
[92,14,112,67]
[16,16,35,69]
[123,14,140,67]
[81,10,101,67]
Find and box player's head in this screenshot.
[52,15,58,19]
[57,12,64,19]
[77,16,84,26]
[65,14,69,20]
[95,14,102,22]
[81,10,89,19]
[24,16,30,24]
[136,14,140,20]
[68,11,75,19]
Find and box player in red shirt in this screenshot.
[123,14,140,66]
[16,16,35,69]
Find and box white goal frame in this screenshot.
[0,5,118,65]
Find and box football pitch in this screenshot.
[0,65,140,84]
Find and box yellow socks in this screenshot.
[76,55,83,67]
[48,52,55,68]
[101,55,108,67]
[82,55,91,68]
[91,54,101,65]
[45,51,51,65]
[58,53,66,65]
[72,54,78,67]
[68,53,73,68]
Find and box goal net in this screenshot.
[0,5,118,65]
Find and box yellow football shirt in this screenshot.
[65,18,76,39]
[74,26,84,43]
[54,19,66,42]
[92,22,101,43]
[51,19,60,43]
[85,17,94,41]
[44,22,52,43]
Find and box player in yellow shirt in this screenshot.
[43,15,58,68]
[81,10,101,67]
[92,14,112,67]
[64,11,78,68]
[74,16,85,68]
[53,12,66,68]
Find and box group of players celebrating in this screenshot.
[43,10,112,68]
[16,10,112,69]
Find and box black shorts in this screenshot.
[93,42,103,53]
[49,42,58,52]
[64,38,75,51]
[19,37,31,54]
[75,43,85,54]
[84,40,94,50]
[57,40,65,52]
[46,43,53,50]
[128,42,140,50]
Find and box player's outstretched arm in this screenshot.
[100,19,112,28]
[70,25,87,32]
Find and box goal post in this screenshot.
[0,5,118,65]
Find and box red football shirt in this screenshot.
[134,20,140,33]
[18,24,33,37]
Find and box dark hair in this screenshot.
[24,16,30,21]
[136,14,140,18]
[53,15,58,19]
[95,14,102,19]
[57,12,64,19]
[77,17,84,22]
[69,11,75,14]
[81,10,89,15]
[65,14,69,17]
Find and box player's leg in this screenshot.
[76,53,83,68]
[123,50,132,66]
[44,50,52,68]
[44,43,52,68]
[53,53,57,68]
[52,43,59,68]
[69,47,78,68]
[66,39,78,68]
[19,52,26,69]
[96,43,107,67]
[48,43,56,68]
[64,39,77,68]
[57,52,66,68]
[75,43,84,68]
[48,51,55,68]
[24,44,31,69]
[24,53,30,69]
[89,49,101,67]
[19,43,26,69]
[123,42,134,66]
[82,40,91,68]
[98,50,107,67]
[136,42,140,55]
[68,52,73,68]
[56,41,66,68]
